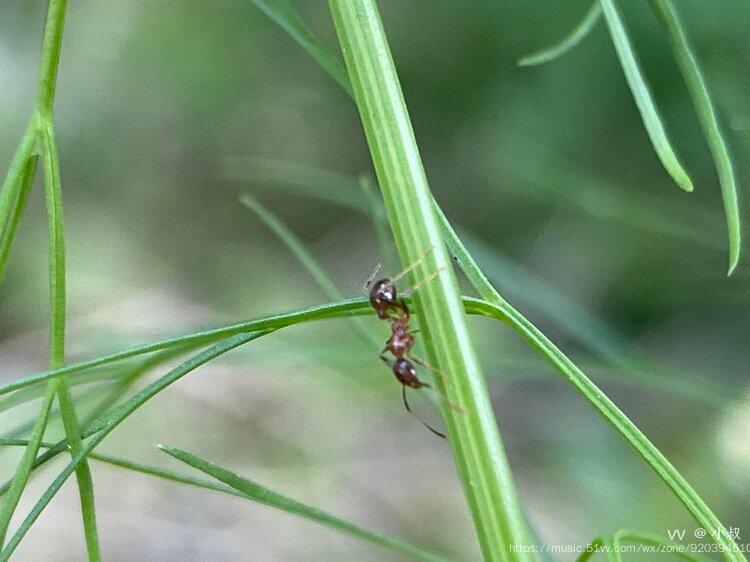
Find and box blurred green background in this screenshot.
[1,0,749,559]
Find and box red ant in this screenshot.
[364,251,457,438]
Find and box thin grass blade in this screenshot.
[159,445,448,562]
[0,155,38,287]
[440,211,744,561]
[599,0,693,192]
[0,331,267,559]
[240,193,378,348]
[518,2,602,66]
[41,124,102,561]
[0,386,54,545]
[247,0,354,98]
[648,0,741,274]
[612,529,709,562]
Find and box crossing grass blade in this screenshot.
[599,0,693,193]
[648,0,742,274]
[518,2,602,66]
[0,386,54,545]
[240,192,379,348]
[247,0,354,99]
[0,331,268,560]
[158,445,449,562]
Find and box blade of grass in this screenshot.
[226,160,732,406]
[240,192,379,348]
[328,1,531,560]
[0,292,742,559]
[41,122,101,561]
[0,125,38,287]
[248,0,354,98]
[577,536,615,562]
[0,386,54,545]
[0,438,450,562]
[159,445,449,562]
[436,207,745,560]
[0,331,268,559]
[648,0,741,274]
[599,0,693,192]
[518,2,602,67]
[612,529,709,562]
[0,368,123,419]
[225,156,370,212]
[0,155,38,287]
[357,174,396,271]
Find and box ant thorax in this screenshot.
[388,322,413,356]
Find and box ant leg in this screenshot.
[408,355,465,414]
[402,386,446,439]
[408,354,447,379]
[401,267,446,296]
[388,245,435,285]
[361,262,383,294]
[379,346,392,366]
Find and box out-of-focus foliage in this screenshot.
[0,0,748,559]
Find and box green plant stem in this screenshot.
[327,1,530,560]
[0,386,54,546]
[0,0,101,558]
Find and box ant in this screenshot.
[364,249,457,438]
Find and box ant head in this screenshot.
[393,358,421,388]
[369,278,397,306]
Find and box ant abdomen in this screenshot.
[392,358,423,389]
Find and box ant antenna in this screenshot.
[389,245,435,285]
[402,386,446,439]
[362,262,383,294]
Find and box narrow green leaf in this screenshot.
[0,155,38,288]
[437,209,745,561]
[0,125,37,248]
[648,0,741,274]
[577,536,615,562]
[0,291,743,560]
[225,156,369,212]
[612,529,709,562]
[357,175,396,269]
[518,2,602,66]
[247,0,354,98]
[599,0,693,192]
[0,368,122,419]
[240,192,378,348]
[159,445,448,562]
[0,386,54,545]
[41,123,102,562]
[0,331,267,560]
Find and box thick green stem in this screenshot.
[328,1,530,560]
